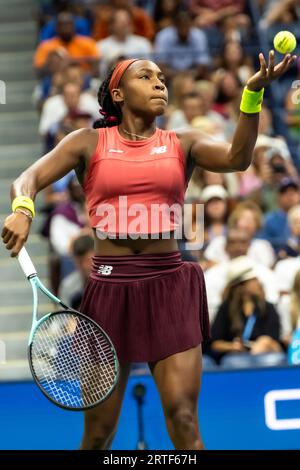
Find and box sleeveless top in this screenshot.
[83,126,193,235]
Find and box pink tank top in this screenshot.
[83,126,188,235]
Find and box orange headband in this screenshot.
[109,59,140,96]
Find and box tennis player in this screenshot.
[2,52,296,450]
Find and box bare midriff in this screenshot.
[92,229,178,255]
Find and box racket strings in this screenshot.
[30,313,117,409]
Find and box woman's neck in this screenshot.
[243,299,255,317]
[118,116,156,141]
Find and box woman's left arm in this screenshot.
[179,51,297,173]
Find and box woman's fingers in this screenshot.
[5,234,18,250]
[273,53,297,77]
[280,54,297,74]
[274,53,291,74]
[2,229,13,244]
[259,52,267,77]
[257,50,298,84]
[267,50,275,79]
[1,213,31,255]
[1,225,7,238]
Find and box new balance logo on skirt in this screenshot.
[97,265,113,275]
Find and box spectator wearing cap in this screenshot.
[207,255,282,362]
[201,185,229,245]
[34,12,100,77]
[205,201,275,268]
[154,9,211,80]
[204,229,279,322]
[262,177,300,254]
[183,184,229,263]
[66,110,94,130]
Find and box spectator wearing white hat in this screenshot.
[204,229,279,322]
[208,255,282,362]
[201,185,229,246]
[183,184,229,263]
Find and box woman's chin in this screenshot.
[153,104,167,116]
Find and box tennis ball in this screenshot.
[273,31,297,54]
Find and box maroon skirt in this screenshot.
[79,250,210,363]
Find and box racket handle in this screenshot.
[17,247,37,278]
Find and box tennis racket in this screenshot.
[17,247,119,411]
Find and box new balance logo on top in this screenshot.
[108,149,124,153]
[150,145,167,155]
[97,265,113,275]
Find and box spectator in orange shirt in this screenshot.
[34,12,100,78]
[92,0,155,41]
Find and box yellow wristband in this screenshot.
[12,196,35,218]
[240,86,264,114]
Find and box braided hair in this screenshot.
[93,67,122,129]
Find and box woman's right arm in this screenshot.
[2,128,95,257]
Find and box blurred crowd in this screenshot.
[32,0,300,366]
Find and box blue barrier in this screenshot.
[0,366,300,450]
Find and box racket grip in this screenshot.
[17,247,37,278]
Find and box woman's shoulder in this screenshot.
[157,127,186,148]
[61,128,101,170]
[68,127,99,141]
[73,127,100,149]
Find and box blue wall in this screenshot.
[0,366,300,450]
